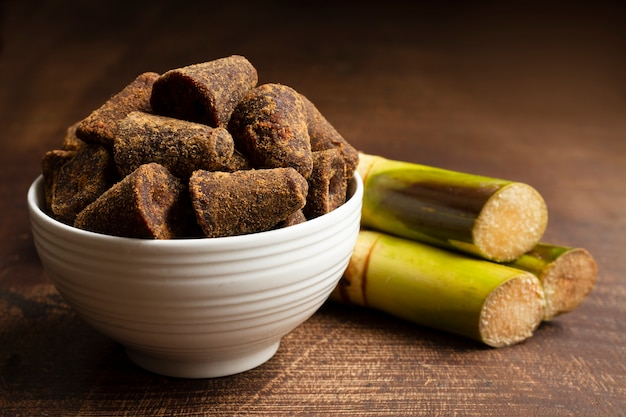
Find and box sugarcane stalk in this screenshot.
[358,153,548,262]
[506,243,597,321]
[332,230,546,348]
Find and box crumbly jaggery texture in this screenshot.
[42,56,357,239]
[150,55,258,128]
[62,122,84,151]
[46,143,117,225]
[218,149,251,172]
[304,149,349,219]
[74,163,197,239]
[113,111,235,178]
[301,94,359,179]
[41,149,76,214]
[189,168,308,238]
[228,83,313,179]
[276,209,307,228]
[76,72,159,148]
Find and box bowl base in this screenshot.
[125,341,281,378]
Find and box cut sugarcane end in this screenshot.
[480,273,546,347]
[542,248,597,320]
[474,182,548,262]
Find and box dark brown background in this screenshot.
[1,1,624,415]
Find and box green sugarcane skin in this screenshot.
[506,243,570,276]
[360,157,512,258]
[350,230,536,343]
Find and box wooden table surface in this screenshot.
[1,1,625,415]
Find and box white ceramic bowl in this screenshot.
[27,173,362,378]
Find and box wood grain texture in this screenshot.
[1,1,625,415]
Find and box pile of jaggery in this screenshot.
[41,55,359,239]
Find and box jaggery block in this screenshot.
[150,55,258,128]
[228,83,313,178]
[76,72,160,148]
[113,111,235,179]
[41,149,76,214]
[275,209,307,229]
[215,149,251,172]
[62,122,85,151]
[303,149,349,219]
[189,168,308,238]
[47,143,117,225]
[300,94,359,179]
[74,163,197,239]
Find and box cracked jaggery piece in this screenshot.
[75,72,160,148]
[74,163,197,239]
[228,83,313,178]
[114,111,235,179]
[300,94,359,180]
[304,149,349,219]
[150,55,258,128]
[47,143,117,225]
[189,168,308,238]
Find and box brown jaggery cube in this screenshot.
[215,149,251,172]
[62,122,84,151]
[228,83,313,179]
[76,72,160,148]
[150,55,258,128]
[113,111,235,179]
[189,168,308,238]
[48,143,117,225]
[275,209,307,229]
[303,149,349,219]
[41,149,76,214]
[74,163,195,239]
[300,94,359,179]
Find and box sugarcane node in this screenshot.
[331,230,378,306]
[333,230,547,347]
